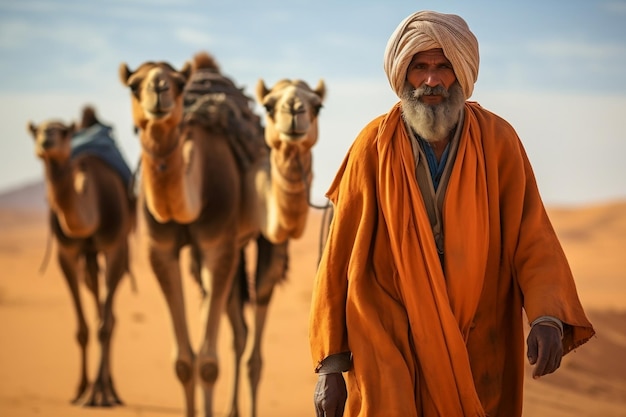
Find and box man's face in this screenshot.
[400,48,465,142]
[406,49,457,105]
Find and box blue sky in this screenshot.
[1,0,625,206]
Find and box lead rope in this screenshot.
[317,203,334,265]
[295,155,334,265]
[38,219,53,275]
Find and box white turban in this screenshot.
[383,10,480,100]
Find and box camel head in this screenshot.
[27,120,76,163]
[256,79,325,152]
[118,60,193,133]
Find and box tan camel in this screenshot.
[119,51,325,417]
[27,106,135,407]
[224,78,326,417]
[119,52,274,417]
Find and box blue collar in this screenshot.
[416,134,449,190]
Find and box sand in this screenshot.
[0,183,624,417]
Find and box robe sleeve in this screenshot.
[496,122,595,354]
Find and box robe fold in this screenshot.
[309,101,595,417]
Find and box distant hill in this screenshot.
[0,181,47,212]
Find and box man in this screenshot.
[309,10,595,417]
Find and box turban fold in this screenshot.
[383,10,479,99]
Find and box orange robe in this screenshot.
[309,101,595,417]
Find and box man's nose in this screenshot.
[424,70,442,87]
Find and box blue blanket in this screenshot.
[71,123,133,187]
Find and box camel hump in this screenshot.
[183,53,247,111]
[192,51,220,72]
[79,105,100,130]
[183,52,265,171]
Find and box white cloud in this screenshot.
[526,38,626,60]
[0,20,33,49]
[174,28,215,48]
[0,17,112,52]
[0,0,69,14]
[602,1,626,14]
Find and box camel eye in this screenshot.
[129,80,141,97]
[264,104,275,118]
[171,74,187,92]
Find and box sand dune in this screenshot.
[0,182,624,417]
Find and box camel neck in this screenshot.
[139,127,182,172]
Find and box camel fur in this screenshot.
[119,51,325,417]
[224,77,326,417]
[27,105,136,407]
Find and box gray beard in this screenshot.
[400,82,465,143]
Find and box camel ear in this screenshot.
[256,79,269,104]
[119,63,132,86]
[314,79,326,102]
[67,122,76,137]
[27,122,38,139]
[180,61,193,82]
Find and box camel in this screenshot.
[224,77,326,417]
[118,51,325,417]
[27,106,135,407]
[119,52,271,417]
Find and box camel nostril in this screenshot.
[150,79,170,94]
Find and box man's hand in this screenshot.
[527,323,563,379]
[314,372,347,417]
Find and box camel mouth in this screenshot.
[145,109,172,120]
[142,100,177,120]
[279,131,307,142]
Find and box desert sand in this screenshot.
[0,182,624,417]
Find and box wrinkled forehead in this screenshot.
[410,48,451,65]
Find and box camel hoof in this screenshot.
[73,379,123,408]
[70,380,90,404]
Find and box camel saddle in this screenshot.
[182,68,267,171]
[71,123,133,187]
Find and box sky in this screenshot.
[1,0,625,207]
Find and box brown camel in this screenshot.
[119,52,277,417]
[119,51,325,417]
[225,78,326,417]
[27,106,135,407]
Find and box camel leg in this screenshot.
[150,242,196,417]
[246,237,289,417]
[197,240,239,417]
[190,243,207,298]
[225,249,250,417]
[57,245,90,404]
[82,245,127,407]
[84,250,103,320]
